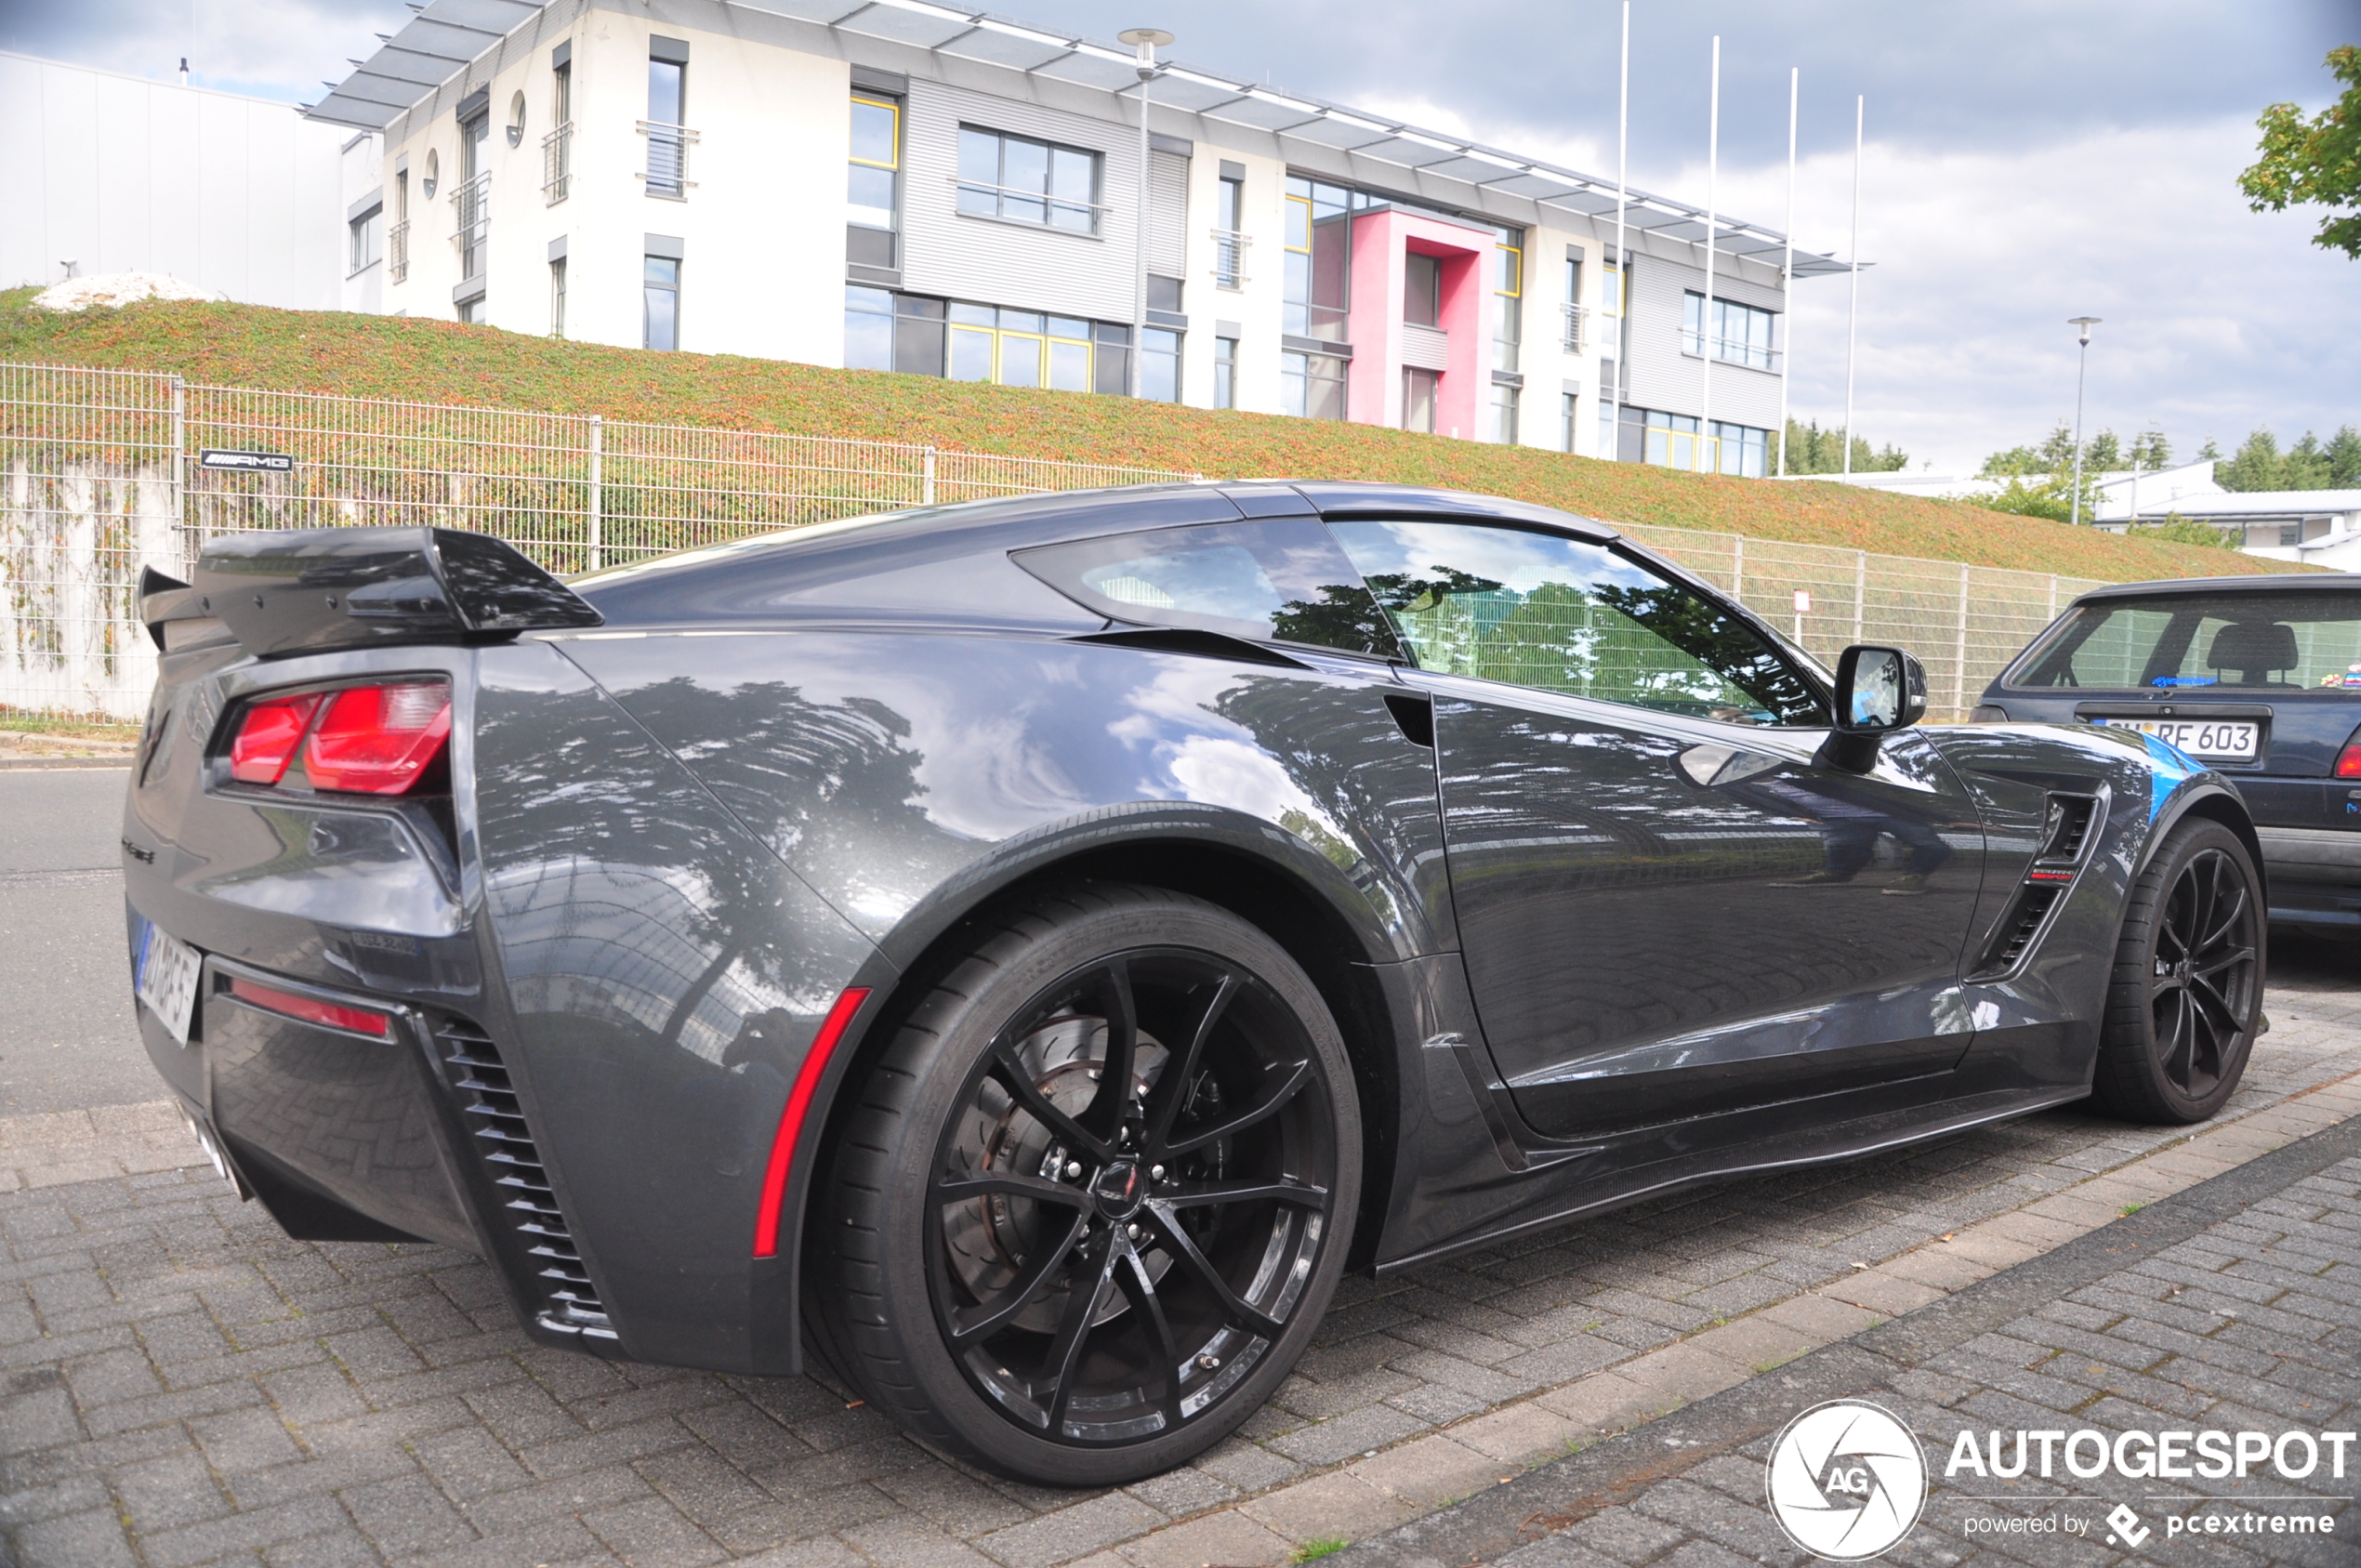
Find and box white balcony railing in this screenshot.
[542,121,573,205]
[388,220,410,283]
[638,121,698,198]
[448,172,489,280]
[1561,301,1589,353]
[1209,227,1249,289]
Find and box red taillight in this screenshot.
[229,693,323,784]
[303,682,451,794]
[752,988,870,1258]
[2337,730,2361,779]
[226,975,390,1037]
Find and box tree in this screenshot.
[1779,419,1907,475]
[2129,430,2173,470]
[2286,431,2333,490]
[2197,437,2223,461]
[2130,513,2239,549]
[2084,429,2122,471]
[2239,46,2361,260]
[2328,426,2361,487]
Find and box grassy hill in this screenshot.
[0,288,2295,582]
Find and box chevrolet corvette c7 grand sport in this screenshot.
[122,482,2266,1485]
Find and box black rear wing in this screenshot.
[140,527,602,656]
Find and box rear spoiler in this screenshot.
[139,527,602,656]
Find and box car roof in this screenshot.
[2071,573,2361,605]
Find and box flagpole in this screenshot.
[1841,95,1863,478]
[1699,34,1719,473]
[1607,0,1629,460]
[1776,67,1796,477]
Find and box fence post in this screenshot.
[169,376,187,543]
[1853,549,1866,645]
[587,415,603,572]
[2047,574,2058,620]
[923,446,937,507]
[1954,562,1972,719]
[1731,534,1745,602]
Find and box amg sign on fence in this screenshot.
[197,449,295,473]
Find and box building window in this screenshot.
[453,113,489,281]
[850,93,900,232]
[1215,173,1245,289]
[956,128,1101,233]
[456,297,484,324]
[1561,255,1584,351]
[544,59,573,204]
[1493,225,1523,373]
[549,257,566,337]
[846,288,951,374]
[1489,382,1520,445]
[1682,291,1775,369]
[348,207,381,275]
[645,47,691,198]
[1283,177,1359,342]
[1141,328,1180,402]
[645,255,679,350]
[1213,336,1237,409]
[389,172,409,283]
[1561,391,1578,454]
[1283,349,1346,419]
[1643,410,1769,477]
[1404,252,1440,328]
[1402,367,1438,433]
[944,305,1132,392]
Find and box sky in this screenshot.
[1,0,2354,473]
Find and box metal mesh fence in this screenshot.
[4,359,2112,725]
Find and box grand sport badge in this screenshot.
[1765,1401,1929,1560]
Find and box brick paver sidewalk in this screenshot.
[2,963,2355,1568]
[1340,1110,2361,1568]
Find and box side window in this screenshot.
[1013,520,1401,658]
[1327,520,1827,725]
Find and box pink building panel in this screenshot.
[1344,207,1495,435]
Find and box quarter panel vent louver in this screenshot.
[434,1018,615,1341]
[1971,793,2103,980]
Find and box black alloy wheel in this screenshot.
[2092,818,2264,1124]
[813,885,1359,1486]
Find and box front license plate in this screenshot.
[135,920,203,1046]
[2095,717,2260,760]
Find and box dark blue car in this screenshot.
[1975,573,2361,935]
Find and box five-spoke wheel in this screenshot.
[814,887,1358,1486]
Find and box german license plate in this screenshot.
[134,919,203,1046]
[2095,717,2259,760]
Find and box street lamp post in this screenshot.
[1119,28,1174,401]
[2068,316,2101,527]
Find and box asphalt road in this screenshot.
[1,764,2353,1121]
[0,766,146,1116]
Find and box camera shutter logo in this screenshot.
[1764,1400,1928,1561]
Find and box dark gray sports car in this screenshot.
[124,482,2265,1485]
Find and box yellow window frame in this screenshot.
[996,329,1048,386]
[1495,242,1522,298]
[849,94,900,170]
[1285,191,1312,254]
[1601,263,1624,316]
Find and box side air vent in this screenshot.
[2037,794,2099,867]
[1982,884,2063,975]
[435,1018,616,1342]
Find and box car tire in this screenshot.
[2091,818,2265,1124]
[813,883,1361,1486]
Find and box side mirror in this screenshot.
[1821,644,1927,771]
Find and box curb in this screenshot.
[1332,1109,2361,1568]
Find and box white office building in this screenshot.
[0,50,385,312]
[307,0,1844,468]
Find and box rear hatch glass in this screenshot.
[2011,593,2361,692]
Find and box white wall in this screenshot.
[0,51,345,305]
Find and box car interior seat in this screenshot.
[2207,620,2301,687]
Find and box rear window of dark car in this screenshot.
[2011,593,2361,692]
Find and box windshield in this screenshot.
[2013,593,2361,692]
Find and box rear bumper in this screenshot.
[2259,826,2361,929]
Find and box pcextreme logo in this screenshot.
[1764,1401,1930,1561]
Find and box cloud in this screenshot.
[0,0,411,102]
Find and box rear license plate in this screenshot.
[2094,717,2259,760]
[135,919,203,1046]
